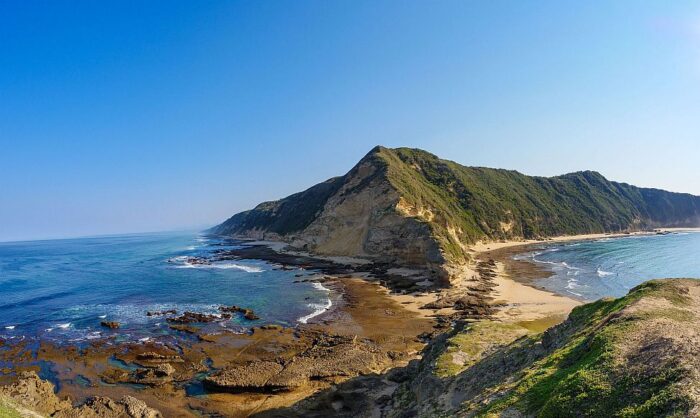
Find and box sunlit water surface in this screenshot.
[0,232,329,343]
[515,231,700,301]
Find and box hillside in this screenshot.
[393,278,700,417]
[211,146,700,282]
[257,278,700,417]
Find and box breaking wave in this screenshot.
[298,282,332,324]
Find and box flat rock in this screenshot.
[204,361,286,392]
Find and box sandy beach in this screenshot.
[471,228,700,254]
[489,261,580,323]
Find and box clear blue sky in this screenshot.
[1,1,699,242]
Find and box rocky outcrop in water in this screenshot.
[219,305,260,320]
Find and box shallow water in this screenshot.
[515,232,700,301]
[0,232,330,342]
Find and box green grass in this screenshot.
[474,280,696,418]
[0,398,24,418]
[434,321,530,377]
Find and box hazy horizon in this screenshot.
[2,1,700,242]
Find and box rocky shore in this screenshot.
[0,239,580,417]
[0,241,450,417]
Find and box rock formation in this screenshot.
[0,371,161,418]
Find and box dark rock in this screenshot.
[136,352,184,364]
[167,311,229,324]
[260,324,283,331]
[219,305,260,321]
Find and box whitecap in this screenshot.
[298,298,332,324]
[561,262,579,270]
[312,282,331,292]
[56,323,71,329]
[298,283,333,324]
[566,278,579,289]
[532,258,558,265]
[5,325,15,330]
[168,255,189,263]
[176,261,263,273]
[597,268,614,277]
[98,315,107,319]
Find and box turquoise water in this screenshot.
[515,232,700,301]
[0,232,329,343]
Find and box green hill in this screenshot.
[211,146,700,278]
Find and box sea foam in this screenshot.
[174,260,263,273]
[298,282,332,324]
[597,269,614,277]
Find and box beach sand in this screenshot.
[489,262,580,322]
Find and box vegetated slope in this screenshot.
[211,146,700,274]
[389,278,700,417]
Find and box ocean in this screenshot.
[0,232,331,343]
[515,231,700,301]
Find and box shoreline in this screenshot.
[4,230,696,416]
[470,228,700,253]
[488,261,580,323]
[0,253,436,417]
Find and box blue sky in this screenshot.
[1,1,699,241]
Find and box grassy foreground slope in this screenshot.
[388,279,700,418]
[211,147,700,266]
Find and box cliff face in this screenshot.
[211,147,447,278]
[210,146,700,281]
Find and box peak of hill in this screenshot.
[210,146,700,283]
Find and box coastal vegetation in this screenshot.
[386,279,700,417]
